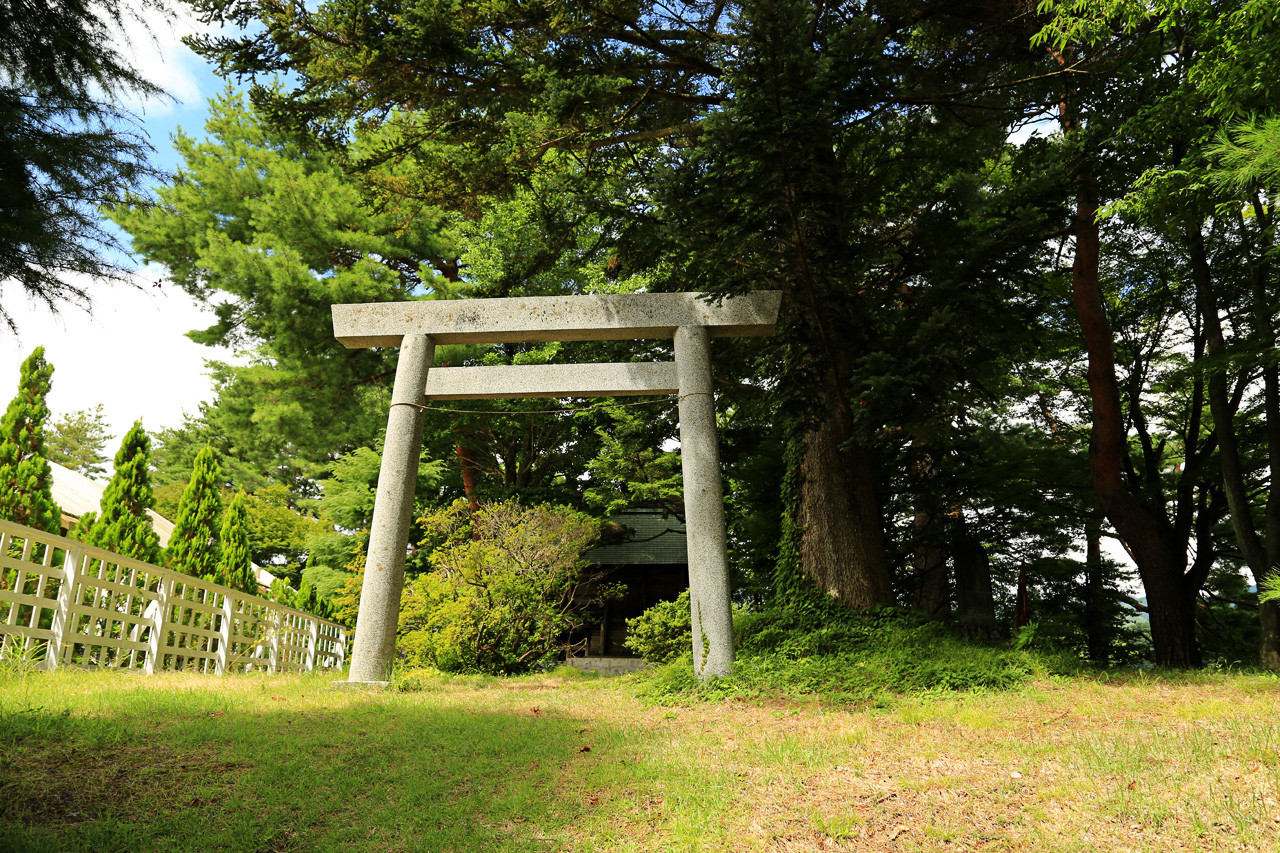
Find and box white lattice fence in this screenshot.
[0,518,347,675]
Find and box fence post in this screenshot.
[215,591,235,675]
[336,626,347,671]
[144,577,172,675]
[306,617,319,672]
[45,544,82,672]
[268,608,281,673]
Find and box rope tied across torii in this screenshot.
[330,291,782,684]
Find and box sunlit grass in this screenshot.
[3,667,1280,851]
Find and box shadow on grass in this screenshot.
[0,690,604,853]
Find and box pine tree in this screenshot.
[86,421,162,563]
[0,346,62,533]
[217,490,255,593]
[166,445,223,581]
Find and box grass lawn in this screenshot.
[2,666,1279,851]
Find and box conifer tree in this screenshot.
[269,577,294,608]
[67,511,96,542]
[297,579,318,615]
[46,404,110,478]
[166,444,223,580]
[217,490,255,593]
[86,421,162,563]
[0,347,62,533]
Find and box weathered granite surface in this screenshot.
[347,333,434,683]
[424,361,679,399]
[333,291,781,348]
[675,325,735,679]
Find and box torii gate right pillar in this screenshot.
[675,325,734,678]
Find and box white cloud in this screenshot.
[0,269,237,447]
[111,3,212,115]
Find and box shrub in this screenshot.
[635,604,1057,704]
[624,591,693,664]
[397,499,621,675]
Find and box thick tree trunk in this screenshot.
[1014,561,1030,630]
[455,442,481,512]
[1070,167,1197,667]
[1083,517,1109,665]
[910,510,950,617]
[797,407,895,608]
[953,536,999,641]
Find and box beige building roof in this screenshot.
[50,459,175,548]
[48,461,276,588]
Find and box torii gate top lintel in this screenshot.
[331,290,782,348]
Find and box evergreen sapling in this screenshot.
[217,490,255,593]
[166,444,223,581]
[0,347,61,533]
[86,421,162,563]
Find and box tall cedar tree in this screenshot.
[0,0,164,326]
[166,445,223,580]
[86,421,162,563]
[217,490,255,593]
[0,346,61,532]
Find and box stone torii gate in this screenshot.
[331,291,781,684]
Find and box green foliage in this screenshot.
[0,0,163,326]
[1206,116,1280,193]
[623,591,693,665]
[300,563,349,609]
[1015,552,1151,666]
[45,404,109,478]
[67,511,95,543]
[216,491,255,594]
[149,403,280,496]
[184,0,722,213]
[242,483,317,584]
[305,444,445,585]
[84,421,162,563]
[0,347,61,532]
[584,405,683,518]
[109,91,456,476]
[398,499,615,674]
[1198,563,1261,665]
[1030,0,1157,53]
[166,445,223,581]
[329,553,364,627]
[1260,573,1280,606]
[636,606,1062,705]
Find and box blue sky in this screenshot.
[0,7,245,455]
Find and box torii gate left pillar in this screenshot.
[332,291,781,684]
